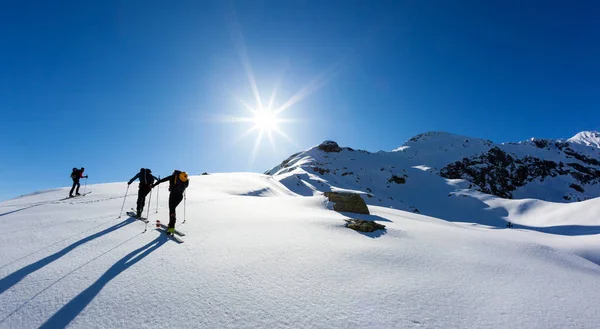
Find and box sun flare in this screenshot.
[252,108,279,132]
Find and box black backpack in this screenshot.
[140,168,155,185]
[70,168,80,180]
[169,170,189,193]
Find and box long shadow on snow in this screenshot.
[0,217,136,295]
[0,203,43,217]
[341,212,393,223]
[511,224,600,236]
[39,235,168,329]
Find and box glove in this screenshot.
[85,176,89,178]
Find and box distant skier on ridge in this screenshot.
[152,170,189,235]
[127,168,158,218]
[69,167,88,198]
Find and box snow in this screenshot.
[567,131,600,148]
[1,173,600,328]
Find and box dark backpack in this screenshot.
[169,170,189,193]
[140,168,155,185]
[71,168,80,180]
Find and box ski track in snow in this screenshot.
[0,173,599,328]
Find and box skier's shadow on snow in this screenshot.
[39,235,168,329]
[0,203,43,217]
[0,218,136,295]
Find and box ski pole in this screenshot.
[144,188,153,233]
[182,190,187,225]
[83,177,88,194]
[155,176,160,213]
[146,188,153,220]
[118,185,130,218]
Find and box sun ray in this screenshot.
[239,124,260,139]
[274,60,344,115]
[267,130,276,151]
[227,6,264,109]
[229,91,258,116]
[267,60,289,110]
[210,115,255,123]
[267,87,278,111]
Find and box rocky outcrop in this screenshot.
[388,175,406,184]
[324,192,369,214]
[440,147,600,199]
[344,219,385,232]
[318,140,342,153]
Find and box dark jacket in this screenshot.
[128,169,158,186]
[155,173,189,194]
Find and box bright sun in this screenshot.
[252,108,279,132]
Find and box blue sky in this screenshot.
[1,0,599,201]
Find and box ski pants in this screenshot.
[69,180,80,196]
[168,192,184,228]
[136,185,152,214]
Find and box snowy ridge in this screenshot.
[1,174,600,328]
[567,130,600,148]
[392,131,495,170]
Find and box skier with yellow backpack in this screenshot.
[152,170,189,235]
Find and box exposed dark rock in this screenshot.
[312,167,330,175]
[324,192,370,214]
[344,219,385,232]
[570,183,585,193]
[318,140,342,153]
[388,175,406,184]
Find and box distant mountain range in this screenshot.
[266,131,600,206]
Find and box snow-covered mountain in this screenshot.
[568,130,600,148]
[266,131,600,225]
[2,174,600,328]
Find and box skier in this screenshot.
[152,170,189,235]
[127,168,158,218]
[69,167,88,197]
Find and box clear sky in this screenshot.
[1,0,599,201]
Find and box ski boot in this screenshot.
[166,227,175,236]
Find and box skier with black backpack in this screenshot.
[152,170,189,235]
[128,168,158,218]
[69,167,88,197]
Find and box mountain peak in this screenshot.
[568,131,600,148]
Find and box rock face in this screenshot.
[318,140,342,153]
[440,145,600,201]
[324,192,370,214]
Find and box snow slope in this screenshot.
[1,174,600,328]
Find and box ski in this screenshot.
[126,210,149,223]
[158,223,185,236]
[60,192,91,201]
[156,227,184,243]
